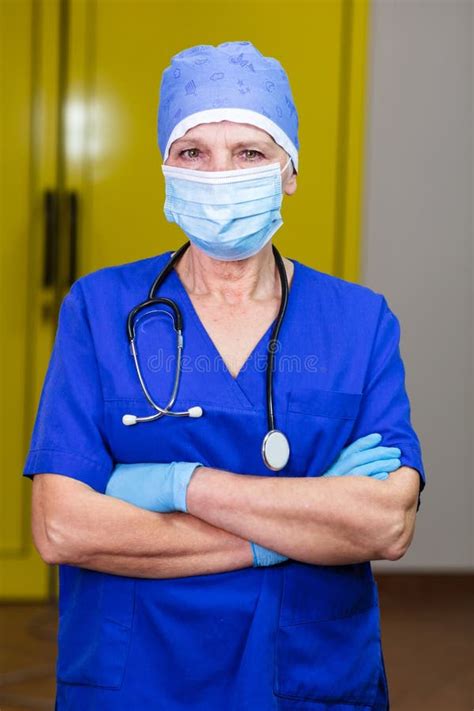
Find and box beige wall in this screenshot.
[364,0,473,571]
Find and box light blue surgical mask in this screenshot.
[161,157,292,261]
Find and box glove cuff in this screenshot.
[250,541,288,567]
[172,462,203,512]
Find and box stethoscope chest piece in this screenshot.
[261,429,290,471]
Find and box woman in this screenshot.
[24,41,426,710]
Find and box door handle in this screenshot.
[43,190,59,287]
[67,191,78,287]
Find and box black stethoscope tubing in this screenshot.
[124,240,290,467]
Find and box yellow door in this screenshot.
[0,0,61,598]
[1,0,370,600]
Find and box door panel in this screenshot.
[0,0,61,598]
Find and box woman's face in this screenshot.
[165,120,297,196]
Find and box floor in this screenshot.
[0,574,472,710]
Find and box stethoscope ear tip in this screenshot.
[188,406,203,418]
[122,414,137,426]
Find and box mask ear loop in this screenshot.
[280,156,293,187]
[281,156,292,174]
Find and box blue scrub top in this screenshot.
[23,249,426,711]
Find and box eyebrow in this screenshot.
[173,137,274,150]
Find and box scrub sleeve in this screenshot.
[347,296,426,511]
[23,281,113,491]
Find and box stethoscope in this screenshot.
[122,240,291,471]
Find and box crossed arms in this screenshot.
[31,464,421,577]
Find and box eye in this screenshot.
[242,149,264,161]
[179,148,200,160]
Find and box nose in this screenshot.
[207,152,234,171]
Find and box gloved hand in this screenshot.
[105,461,203,513]
[322,432,401,480]
[251,432,401,567]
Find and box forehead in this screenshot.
[172,120,276,147]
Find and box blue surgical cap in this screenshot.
[157,41,299,173]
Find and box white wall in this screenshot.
[363,0,473,571]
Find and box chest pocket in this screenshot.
[273,562,383,708]
[285,386,363,477]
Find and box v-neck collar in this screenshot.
[164,250,300,408]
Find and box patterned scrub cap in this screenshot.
[157,40,299,173]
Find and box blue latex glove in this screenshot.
[322,432,401,480]
[105,461,203,513]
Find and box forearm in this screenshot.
[79,509,253,578]
[187,468,405,565]
[36,475,253,577]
